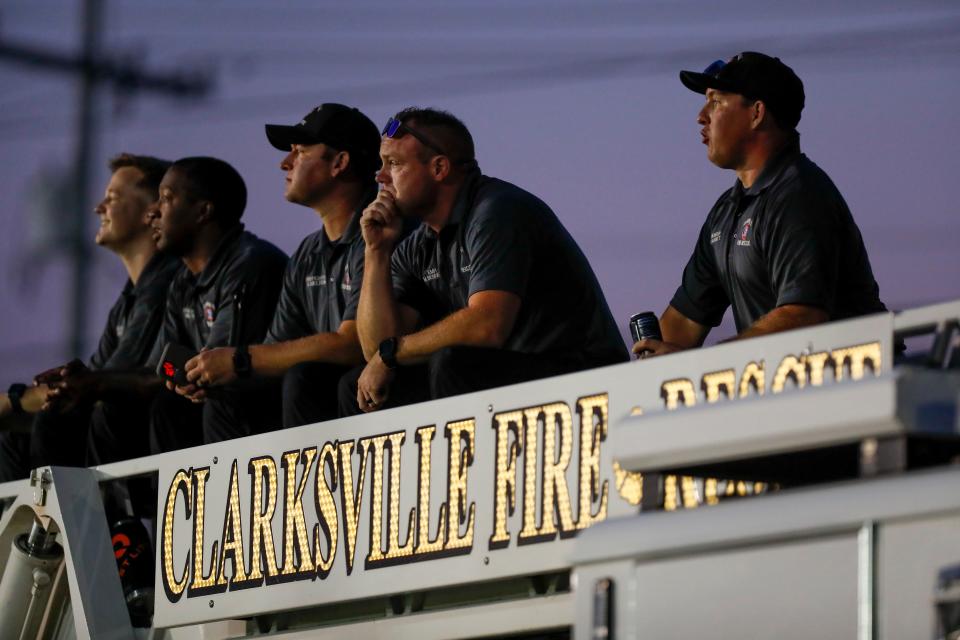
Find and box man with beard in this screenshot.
[131,156,287,454]
[341,107,627,415]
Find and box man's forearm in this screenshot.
[731,304,828,341]
[357,249,402,359]
[251,332,364,376]
[90,370,164,400]
[394,304,510,366]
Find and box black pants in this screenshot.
[338,346,581,417]
[281,361,352,428]
[0,399,146,481]
[86,398,153,466]
[148,380,283,455]
[0,431,31,483]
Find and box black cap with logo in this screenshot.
[679,52,805,130]
[265,103,381,176]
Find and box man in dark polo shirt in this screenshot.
[133,157,288,454]
[182,103,379,428]
[633,52,888,358]
[0,153,179,481]
[340,107,627,415]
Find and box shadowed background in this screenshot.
[1,0,958,383]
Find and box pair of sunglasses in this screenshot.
[381,118,448,157]
[702,52,751,77]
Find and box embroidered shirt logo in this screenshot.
[306,274,327,287]
[710,230,722,244]
[736,218,752,247]
[341,267,352,292]
[182,307,195,321]
[459,247,472,272]
[422,267,440,283]
[203,301,216,327]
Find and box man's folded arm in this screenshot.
[392,289,521,366]
[249,320,366,375]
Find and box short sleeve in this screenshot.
[670,217,729,327]
[206,254,286,349]
[463,198,531,298]
[761,189,840,314]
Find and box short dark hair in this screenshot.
[108,153,171,199]
[392,107,475,165]
[170,156,247,226]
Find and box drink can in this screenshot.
[629,311,662,344]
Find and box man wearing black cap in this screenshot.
[140,157,288,453]
[182,104,379,428]
[340,107,627,415]
[633,52,888,358]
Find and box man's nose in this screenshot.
[697,106,709,125]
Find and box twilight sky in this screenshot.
[1,0,958,382]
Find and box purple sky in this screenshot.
[1,0,958,382]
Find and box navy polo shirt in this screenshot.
[391,170,628,368]
[89,252,181,371]
[150,224,287,364]
[671,135,887,332]
[266,207,366,343]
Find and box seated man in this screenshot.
[0,153,179,481]
[182,103,380,429]
[122,157,288,454]
[341,108,627,415]
[632,52,889,358]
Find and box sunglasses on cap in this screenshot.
[381,118,449,157]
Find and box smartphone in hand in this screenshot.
[156,344,197,386]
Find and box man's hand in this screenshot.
[185,347,237,388]
[631,339,687,359]
[167,380,207,404]
[34,359,85,386]
[42,362,96,413]
[356,354,395,413]
[360,190,404,253]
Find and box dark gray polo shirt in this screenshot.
[391,170,628,368]
[671,135,887,332]
[150,224,287,364]
[89,252,181,371]
[266,208,365,343]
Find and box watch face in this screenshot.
[379,337,398,368]
[233,348,252,376]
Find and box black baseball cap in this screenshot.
[265,103,381,173]
[679,52,805,130]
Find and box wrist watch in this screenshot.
[233,345,253,378]
[378,337,399,370]
[7,383,27,415]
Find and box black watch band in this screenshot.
[7,383,27,415]
[378,337,399,370]
[233,345,253,379]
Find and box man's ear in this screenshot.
[330,150,350,178]
[751,100,768,130]
[196,200,216,225]
[430,155,451,182]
